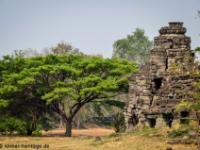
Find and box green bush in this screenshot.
[112,113,125,133]
[0,121,6,133]
[37,115,57,132]
[168,124,198,138]
[32,129,42,136]
[0,117,26,135]
[168,129,188,137]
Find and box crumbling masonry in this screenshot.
[126,22,197,130]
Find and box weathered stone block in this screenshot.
[155,117,167,128]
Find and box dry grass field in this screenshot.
[0,128,197,150]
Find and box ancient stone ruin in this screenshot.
[126,22,197,130]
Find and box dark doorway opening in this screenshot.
[129,113,139,126]
[153,78,163,90]
[163,113,174,128]
[180,111,189,124]
[147,118,156,128]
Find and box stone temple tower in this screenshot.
[126,22,196,130]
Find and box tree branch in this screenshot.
[71,93,118,118]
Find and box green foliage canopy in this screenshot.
[0,53,137,136]
[112,28,152,65]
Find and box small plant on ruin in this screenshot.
[112,113,126,133]
[169,63,184,75]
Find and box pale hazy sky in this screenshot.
[0,0,200,57]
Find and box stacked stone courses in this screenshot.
[126,22,197,130]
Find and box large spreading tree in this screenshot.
[0,53,137,136]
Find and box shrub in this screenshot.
[37,115,57,132]
[0,117,26,135]
[32,129,42,136]
[168,123,199,138]
[0,121,6,134]
[168,129,188,137]
[112,113,125,133]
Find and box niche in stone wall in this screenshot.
[180,111,189,124]
[163,113,174,128]
[147,118,156,128]
[129,113,139,126]
[153,78,163,91]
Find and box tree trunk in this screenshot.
[27,129,33,136]
[59,115,64,128]
[65,119,72,137]
[77,119,80,130]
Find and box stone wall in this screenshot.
[125,22,197,130]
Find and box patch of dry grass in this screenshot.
[0,128,197,150]
[42,128,114,137]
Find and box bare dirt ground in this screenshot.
[0,128,197,150]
